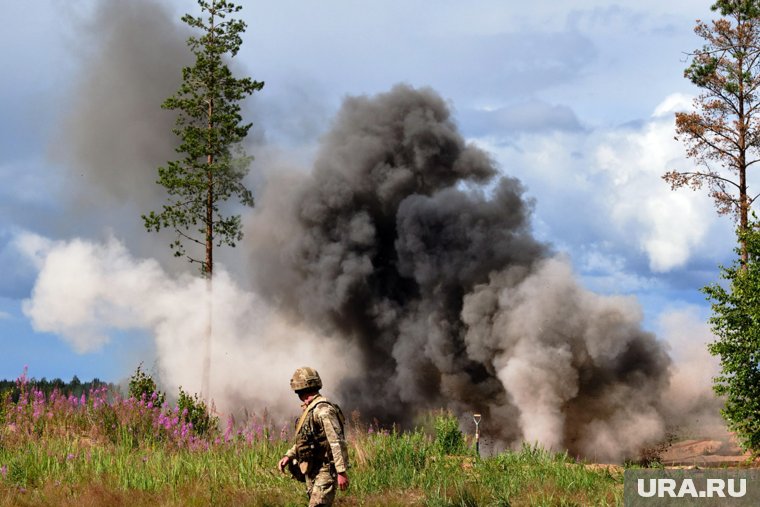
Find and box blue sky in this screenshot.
[0,0,735,386]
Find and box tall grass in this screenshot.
[0,372,623,506]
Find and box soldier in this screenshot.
[278,367,349,506]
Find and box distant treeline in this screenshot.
[0,376,118,399]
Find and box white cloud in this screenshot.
[12,231,54,270]
[473,92,724,275]
[652,93,693,118]
[593,111,714,272]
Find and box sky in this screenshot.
[0,0,738,388]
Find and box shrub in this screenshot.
[433,411,467,456]
[128,365,165,407]
[177,388,217,437]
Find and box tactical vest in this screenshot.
[294,396,345,474]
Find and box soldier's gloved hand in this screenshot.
[337,472,349,491]
[278,456,289,473]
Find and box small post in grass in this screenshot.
[473,413,482,457]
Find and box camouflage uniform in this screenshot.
[285,395,349,507]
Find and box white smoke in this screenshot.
[658,306,726,439]
[462,257,670,460]
[19,232,359,417]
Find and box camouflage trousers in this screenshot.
[305,462,337,507]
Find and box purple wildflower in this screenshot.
[224,416,234,442]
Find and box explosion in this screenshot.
[247,85,672,460]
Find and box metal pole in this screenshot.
[473,413,481,457]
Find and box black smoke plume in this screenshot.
[250,84,672,460]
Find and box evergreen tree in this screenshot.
[705,220,760,454]
[143,0,263,277]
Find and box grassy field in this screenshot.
[0,373,624,506]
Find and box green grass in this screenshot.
[0,431,623,506]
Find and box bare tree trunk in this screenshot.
[739,50,749,268]
[740,167,748,267]
[201,276,212,401]
[201,150,214,399]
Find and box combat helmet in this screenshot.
[290,366,322,392]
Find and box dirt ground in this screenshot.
[660,437,755,467]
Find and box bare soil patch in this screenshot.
[660,437,755,467]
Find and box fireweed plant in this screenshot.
[0,368,288,450]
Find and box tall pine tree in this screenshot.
[143,0,263,277]
[143,0,263,398]
[664,0,760,264]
